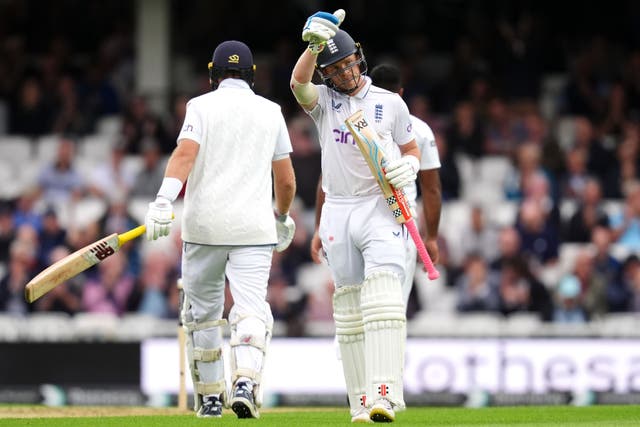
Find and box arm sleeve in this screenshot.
[176,100,204,145]
[273,112,294,160]
[392,97,415,146]
[416,120,441,170]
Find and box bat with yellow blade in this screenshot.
[25,224,147,303]
[345,109,439,280]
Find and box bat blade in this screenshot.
[345,110,440,280]
[24,224,147,303]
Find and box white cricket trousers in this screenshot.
[319,194,409,287]
[181,243,273,325]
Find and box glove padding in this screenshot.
[302,9,345,54]
[275,213,296,252]
[385,155,420,189]
[145,197,173,241]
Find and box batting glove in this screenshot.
[302,9,345,54]
[275,212,296,252]
[145,196,173,241]
[385,155,420,189]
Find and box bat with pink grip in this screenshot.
[344,109,439,280]
[404,217,439,280]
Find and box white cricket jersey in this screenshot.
[403,114,442,204]
[307,77,415,198]
[177,79,292,245]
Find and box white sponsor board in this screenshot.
[141,338,640,395]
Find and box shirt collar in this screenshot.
[352,76,372,99]
[218,78,251,90]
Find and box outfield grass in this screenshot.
[1,405,640,426]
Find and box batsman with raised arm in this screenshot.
[145,40,296,419]
[291,9,420,423]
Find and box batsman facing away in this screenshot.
[145,40,296,418]
[291,8,437,423]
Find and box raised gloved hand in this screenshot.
[145,196,173,241]
[302,9,346,54]
[385,155,420,189]
[275,212,296,252]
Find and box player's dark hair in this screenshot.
[370,64,402,93]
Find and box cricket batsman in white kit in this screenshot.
[145,40,296,419]
[291,9,421,423]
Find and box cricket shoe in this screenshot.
[369,398,395,423]
[351,406,373,423]
[197,394,223,418]
[231,381,260,419]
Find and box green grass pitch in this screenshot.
[2,405,640,426]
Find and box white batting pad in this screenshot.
[362,271,406,409]
[333,285,367,414]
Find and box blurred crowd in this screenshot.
[2,1,640,336]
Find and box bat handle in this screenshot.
[405,219,439,280]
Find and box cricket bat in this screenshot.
[344,109,439,280]
[24,224,147,303]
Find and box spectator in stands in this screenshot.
[120,95,170,154]
[564,50,606,121]
[610,180,640,251]
[559,146,589,201]
[604,134,640,199]
[87,141,136,201]
[445,100,485,159]
[599,81,627,144]
[79,60,122,119]
[591,225,626,312]
[484,96,516,157]
[459,204,500,263]
[0,202,15,267]
[494,11,543,101]
[455,253,501,312]
[498,257,553,321]
[504,142,554,202]
[563,176,609,243]
[50,74,92,135]
[37,207,66,270]
[288,114,321,209]
[36,136,85,207]
[552,274,587,323]
[621,255,640,312]
[434,129,460,201]
[133,250,175,318]
[130,137,166,198]
[517,109,565,180]
[13,189,43,232]
[99,190,141,276]
[9,76,52,136]
[515,198,559,267]
[572,116,615,184]
[0,237,37,315]
[571,247,608,320]
[489,225,523,271]
[33,245,81,315]
[82,250,135,315]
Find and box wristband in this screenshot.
[275,210,289,221]
[157,177,183,202]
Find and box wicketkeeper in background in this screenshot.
[145,40,296,419]
[291,9,420,423]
